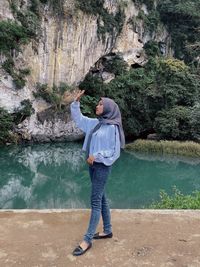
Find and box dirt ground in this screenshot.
[0,209,200,267]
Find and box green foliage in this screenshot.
[30,0,41,17]
[144,41,161,57]
[103,56,128,76]
[80,95,99,117]
[0,20,30,54]
[137,10,160,34]
[150,187,200,209]
[82,56,200,139]
[13,100,35,124]
[76,0,125,41]
[0,108,13,145]
[79,73,104,98]
[189,104,200,141]
[2,57,30,89]
[154,106,192,140]
[48,0,65,17]
[157,0,200,63]
[152,58,198,108]
[0,1,41,88]
[33,83,71,110]
[16,10,41,38]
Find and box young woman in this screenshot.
[70,90,125,256]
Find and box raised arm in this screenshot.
[70,90,98,133]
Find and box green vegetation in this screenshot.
[144,41,161,57]
[125,139,200,158]
[2,57,31,89]
[103,55,128,76]
[154,106,191,140]
[0,20,30,54]
[157,0,200,64]
[13,100,35,124]
[0,0,43,89]
[0,100,35,145]
[150,187,200,209]
[133,0,200,65]
[33,83,71,110]
[76,0,125,41]
[137,9,160,34]
[0,108,13,145]
[80,56,200,139]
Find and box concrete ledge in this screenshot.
[0,210,200,266]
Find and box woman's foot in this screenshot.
[72,240,92,256]
[93,232,113,239]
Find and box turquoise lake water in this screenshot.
[0,142,200,209]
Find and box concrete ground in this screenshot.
[0,210,200,267]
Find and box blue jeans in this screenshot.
[83,162,112,244]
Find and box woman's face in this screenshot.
[96,100,104,115]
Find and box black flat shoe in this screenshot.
[93,232,113,239]
[72,243,92,256]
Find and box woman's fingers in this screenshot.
[75,90,85,101]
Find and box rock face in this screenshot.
[0,0,170,142]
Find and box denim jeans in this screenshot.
[83,162,112,244]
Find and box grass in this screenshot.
[150,187,200,209]
[125,139,200,158]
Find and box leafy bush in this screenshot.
[144,41,161,57]
[13,100,35,124]
[189,104,200,141]
[0,108,13,145]
[16,10,41,38]
[0,20,29,54]
[153,58,198,108]
[154,106,192,140]
[79,73,104,98]
[33,83,71,110]
[103,56,128,76]
[150,187,200,209]
[2,57,30,89]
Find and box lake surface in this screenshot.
[0,142,200,209]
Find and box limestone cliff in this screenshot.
[0,0,170,142]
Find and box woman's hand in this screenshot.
[75,90,85,102]
[87,155,95,165]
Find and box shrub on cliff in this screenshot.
[0,20,29,54]
[0,108,13,145]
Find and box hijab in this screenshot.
[99,97,125,148]
[86,97,125,157]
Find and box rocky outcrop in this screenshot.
[0,0,170,142]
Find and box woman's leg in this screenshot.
[101,192,112,234]
[83,163,110,244]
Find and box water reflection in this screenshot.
[0,143,200,209]
[0,143,87,209]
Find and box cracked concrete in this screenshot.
[0,209,200,267]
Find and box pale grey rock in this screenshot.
[0,0,14,20]
[102,72,115,83]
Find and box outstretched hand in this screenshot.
[75,90,85,102]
